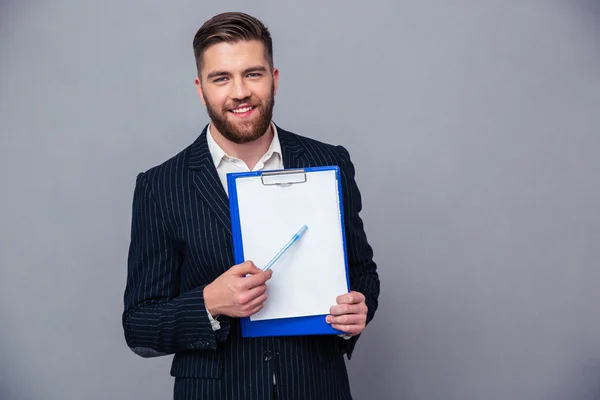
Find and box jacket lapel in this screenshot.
[188,126,232,234]
[276,124,305,169]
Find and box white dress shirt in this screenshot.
[207,123,284,197]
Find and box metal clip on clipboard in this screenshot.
[260,169,307,186]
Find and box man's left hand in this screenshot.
[326,291,368,336]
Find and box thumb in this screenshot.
[232,261,263,276]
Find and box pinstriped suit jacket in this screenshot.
[123,124,380,400]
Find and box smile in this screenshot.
[231,106,254,113]
[229,105,257,118]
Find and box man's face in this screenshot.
[195,40,279,144]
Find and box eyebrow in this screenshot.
[206,65,268,80]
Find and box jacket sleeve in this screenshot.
[336,146,381,359]
[122,172,230,357]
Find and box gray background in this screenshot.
[1,1,599,399]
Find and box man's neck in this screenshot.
[209,123,274,171]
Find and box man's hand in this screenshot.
[203,261,273,318]
[326,291,368,336]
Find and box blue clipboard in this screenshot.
[226,166,350,338]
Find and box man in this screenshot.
[122,11,380,400]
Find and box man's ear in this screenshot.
[195,77,206,106]
[272,67,279,96]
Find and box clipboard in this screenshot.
[226,166,350,338]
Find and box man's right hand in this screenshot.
[203,261,273,318]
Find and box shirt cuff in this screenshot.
[338,334,351,340]
[206,306,221,331]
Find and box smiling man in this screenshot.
[122,12,380,400]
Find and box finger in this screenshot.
[235,284,267,305]
[232,261,262,276]
[329,303,362,316]
[241,270,273,290]
[326,314,365,325]
[243,303,264,317]
[242,293,268,311]
[336,291,365,305]
[331,324,364,336]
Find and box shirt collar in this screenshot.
[206,123,282,168]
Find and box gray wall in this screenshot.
[1,1,599,399]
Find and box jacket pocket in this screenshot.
[170,349,223,379]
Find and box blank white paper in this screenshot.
[234,169,349,321]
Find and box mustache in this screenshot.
[226,98,261,109]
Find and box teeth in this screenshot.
[232,107,253,113]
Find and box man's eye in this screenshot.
[247,73,262,78]
[214,77,228,83]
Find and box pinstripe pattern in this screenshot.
[123,124,380,400]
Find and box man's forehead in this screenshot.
[202,40,269,72]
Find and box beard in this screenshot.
[204,85,275,145]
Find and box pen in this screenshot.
[262,225,308,272]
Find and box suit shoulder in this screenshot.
[129,143,197,201]
[278,126,352,162]
[136,142,193,183]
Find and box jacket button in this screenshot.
[263,351,272,362]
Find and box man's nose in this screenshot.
[230,78,251,101]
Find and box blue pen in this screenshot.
[262,225,308,272]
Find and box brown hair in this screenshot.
[193,12,273,75]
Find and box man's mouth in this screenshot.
[229,105,257,118]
